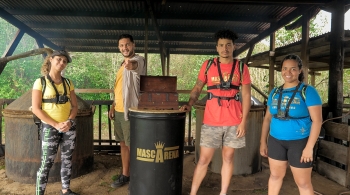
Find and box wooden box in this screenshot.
[140,75,177,93]
[138,75,179,110]
[138,92,179,110]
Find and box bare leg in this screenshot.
[268,158,288,195]
[120,141,130,176]
[290,166,314,195]
[220,146,235,195]
[190,147,215,195]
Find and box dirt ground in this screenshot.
[0,153,349,195]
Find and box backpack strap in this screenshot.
[62,77,71,91]
[271,86,280,100]
[40,76,46,99]
[301,84,308,102]
[205,58,215,77]
[239,60,244,83]
[41,76,71,103]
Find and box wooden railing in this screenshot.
[0,96,196,156]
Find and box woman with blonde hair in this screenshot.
[32,50,79,195]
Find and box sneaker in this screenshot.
[60,189,79,195]
[111,174,130,188]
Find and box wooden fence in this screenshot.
[317,120,350,187]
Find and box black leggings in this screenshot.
[36,124,76,195]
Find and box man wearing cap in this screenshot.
[108,34,146,188]
[32,50,79,195]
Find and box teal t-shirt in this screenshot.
[267,83,322,140]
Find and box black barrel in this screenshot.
[129,108,186,195]
[3,90,94,184]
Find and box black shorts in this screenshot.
[268,135,313,168]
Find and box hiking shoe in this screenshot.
[60,189,79,195]
[111,174,130,188]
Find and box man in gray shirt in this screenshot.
[108,34,146,188]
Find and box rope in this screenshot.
[322,110,350,125]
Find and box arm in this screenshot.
[63,90,78,130]
[260,107,272,157]
[179,79,205,112]
[300,105,322,163]
[109,102,116,120]
[124,59,139,70]
[68,90,78,120]
[236,83,251,137]
[125,55,145,72]
[32,89,60,129]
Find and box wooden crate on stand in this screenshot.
[138,75,179,110]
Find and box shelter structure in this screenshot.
[0,0,347,77]
[0,0,349,176]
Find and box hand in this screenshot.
[55,122,70,133]
[260,143,268,157]
[300,148,314,163]
[179,105,191,112]
[236,123,246,138]
[124,59,137,70]
[108,109,115,120]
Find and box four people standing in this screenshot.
[30,34,324,194]
[180,29,252,195]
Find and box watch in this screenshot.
[68,118,76,127]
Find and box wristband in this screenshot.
[68,119,76,127]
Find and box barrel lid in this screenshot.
[129,107,186,114]
[3,89,92,117]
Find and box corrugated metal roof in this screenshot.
[0,0,336,55]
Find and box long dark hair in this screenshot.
[280,54,304,82]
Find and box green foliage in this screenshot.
[65,52,116,100]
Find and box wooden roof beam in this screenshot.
[29,23,263,35]
[146,0,166,56]
[43,33,248,43]
[0,8,60,50]
[235,5,316,56]
[162,0,331,4]
[6,9,278,23]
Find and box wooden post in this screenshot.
[166,48,170,76]
[346,119,350,188]
[310,71,316,86]
[144,7,149,75]
[160,45,165,76]
[269,33,275,93]
[301,15,310,84]
[0,29,24,75]
[328,1,345,121]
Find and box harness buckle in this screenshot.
[220,81,231,90]
[207,92,213,100]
